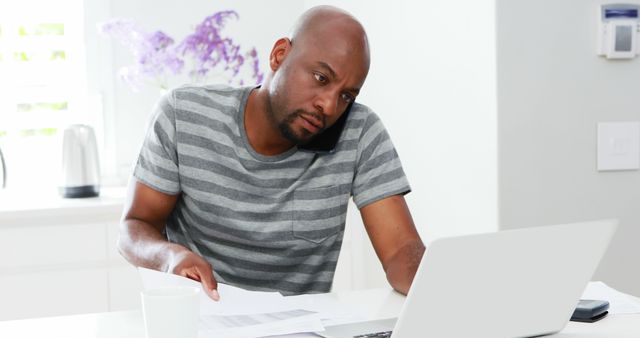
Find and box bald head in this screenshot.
[289,5,370,65]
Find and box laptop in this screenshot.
[317,219,618,338]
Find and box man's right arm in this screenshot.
[118,178,220,300]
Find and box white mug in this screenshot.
[141,286,200,338]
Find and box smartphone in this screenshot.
[570,299,609,323]
[298,102,353,154]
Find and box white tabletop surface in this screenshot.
[0,287,637,338]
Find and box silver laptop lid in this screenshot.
[392,219,617,338]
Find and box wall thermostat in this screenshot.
[597,4,640,59]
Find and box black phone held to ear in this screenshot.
[298,102,353,154]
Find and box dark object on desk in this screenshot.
[570,299,609,323]
[354,331,391,338]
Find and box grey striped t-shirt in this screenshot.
[134,84,410,295]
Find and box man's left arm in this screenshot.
[360,194,425,295]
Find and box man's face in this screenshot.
[266,34,369,145]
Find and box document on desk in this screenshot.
[199,309,323,338]
[282,293,366,327]
[582,281,640,314]
[138,268,324,337]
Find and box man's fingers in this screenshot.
[209,288,220,301]
[197,265,219,301]
[168,250,219,301]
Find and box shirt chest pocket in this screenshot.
[291,185,349,244]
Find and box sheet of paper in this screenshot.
[139,268,326,337]
[581,281,640,314]
[139,267,289,315]
[199,309,323,338]
[282,293,365,326]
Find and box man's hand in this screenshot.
[118,180,221,301]
[167,249,220,301]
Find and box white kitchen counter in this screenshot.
[0,186,126,226]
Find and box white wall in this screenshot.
[299,0,498,288]
[498,0,640,296]
[93,0,498,290]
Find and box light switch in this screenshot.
[597,122,640,171]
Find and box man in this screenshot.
[119,5,424,301]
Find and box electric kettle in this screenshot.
[0,145,6,189]
[59,124,100,198]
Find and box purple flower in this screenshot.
[249,48,264,84]
[99,10,263,90]
[99,19,182,89]
[178,10,263,85]
[149,31,174,50]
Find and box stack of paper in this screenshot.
[139,268,324,337]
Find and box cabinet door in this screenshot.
[0,223,107,268]
[0,268,109,321]
[106,221,143,311]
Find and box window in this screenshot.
[0,0,93,191]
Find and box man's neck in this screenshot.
[244,88,295,156]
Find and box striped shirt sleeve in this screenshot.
[351,112,411,208]
[133,90,181,195]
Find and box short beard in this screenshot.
[265,94,311,145]
[279,110,314,145]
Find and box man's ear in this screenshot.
[269,37,291,71]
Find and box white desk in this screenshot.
[0,288,638,337]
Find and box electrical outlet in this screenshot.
[597,122,640,171]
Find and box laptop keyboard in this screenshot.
[354,331,392,338]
